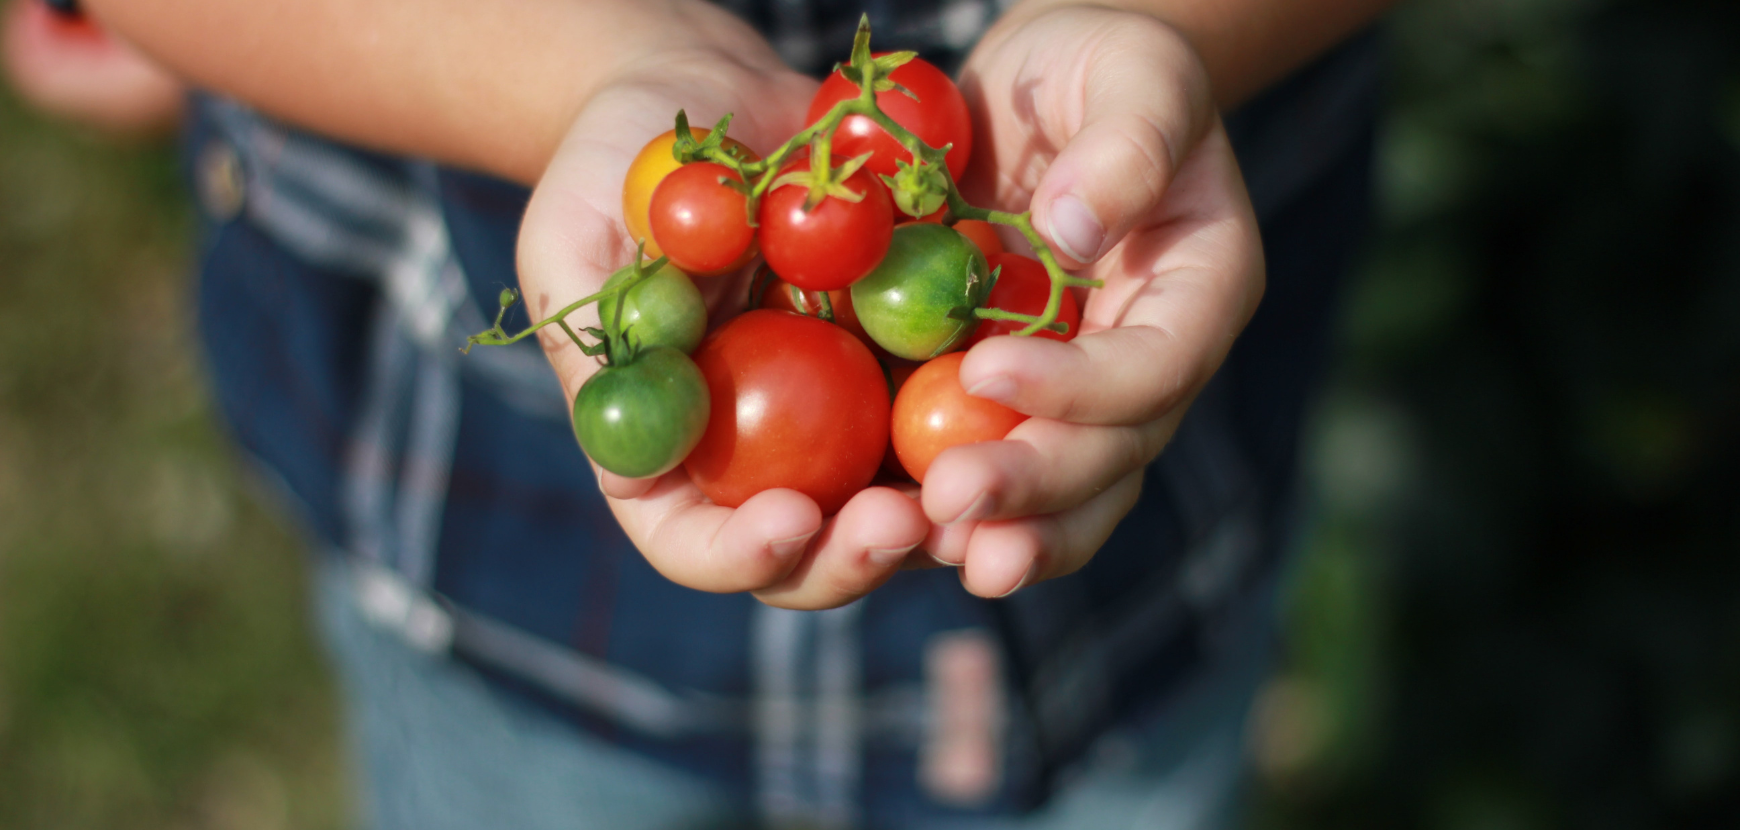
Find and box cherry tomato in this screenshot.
[649,162,757,276]
[891,352,1028,483]
[598,260,708,355]
[757,274,880,356]
[685,310,890,515]
[967,252,1081,345]
[806,55,972,184]
[759,159,894,291]
[622,128,755,260]
[904,214,1004,258]
[851,223,991,360]
[572,346,710,479]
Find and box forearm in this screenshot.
[995,0,1394,107]
[82,0,779,183]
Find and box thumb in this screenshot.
[1029,18,1215,267]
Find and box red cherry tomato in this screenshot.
[967,253,1082,345]
[685,310,890,515]
[759,159,894,291]
[622,128,756,261]
[649,162,756,276]
[758,274,882,357]
[806,55,973,183]
[891,352,1028,483]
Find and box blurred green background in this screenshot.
[1,0,1736,827]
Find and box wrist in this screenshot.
[987,0,1392,107]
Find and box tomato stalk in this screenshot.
[478,15,1098,351]
[462,246,668,366]
[701,16,1099,337]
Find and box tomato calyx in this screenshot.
[833,36,918,99]
[883,155,952,219]
[670,110,750,166]
[767,139,878,211]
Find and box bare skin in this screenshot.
[78,0,1394,608]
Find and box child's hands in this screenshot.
[922,6,1266,597]
[516,40,934,611]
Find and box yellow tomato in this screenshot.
[622,128,756,261]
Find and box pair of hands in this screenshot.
[518,5,1264,611]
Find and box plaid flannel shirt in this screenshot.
[182,4,1380,826]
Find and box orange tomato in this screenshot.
[901,213,1004,259]
[891,352,1028,483]
[952,219,1005,259]
[622,128,756,261]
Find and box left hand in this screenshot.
[919,5,1265,597]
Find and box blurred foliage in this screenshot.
[0,89,350,827]
[1252,0,1740,827]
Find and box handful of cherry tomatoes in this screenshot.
[468,18,1091,515]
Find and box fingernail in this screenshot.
[1047,195,1104,263]
[769,532,816,561]
[993,560,1039,599]
[869,543,921,568]
[930,553,963,568]
[947,492,993,525]
[964,375,1016,404]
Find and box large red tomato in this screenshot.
[967,252,1082,345]
[685,310,889,515]
[805,55,973,183]
[891,352,1028,483]
[759,159,894,291]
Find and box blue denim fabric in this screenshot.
[314,555,1273,830]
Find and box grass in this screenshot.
[0,88,351,829]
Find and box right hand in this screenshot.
[515,14,934,611]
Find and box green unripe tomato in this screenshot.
[572,346,710,478]
[598,261,707,355]
[851,223,992,360]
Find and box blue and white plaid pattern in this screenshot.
[183,7,1380,826]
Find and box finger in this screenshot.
[612,478,822,594]
[919,410,1183,524]
[958,469,1144,599]
[921,518,977,567]
[1026,17,1214,267]
[958,312,1225,426]
[752,487,930,610]
[598,467,661,500]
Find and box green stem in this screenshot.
[462,256,665,356]
[972,306,1070,334]
[471,18,1099,351]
